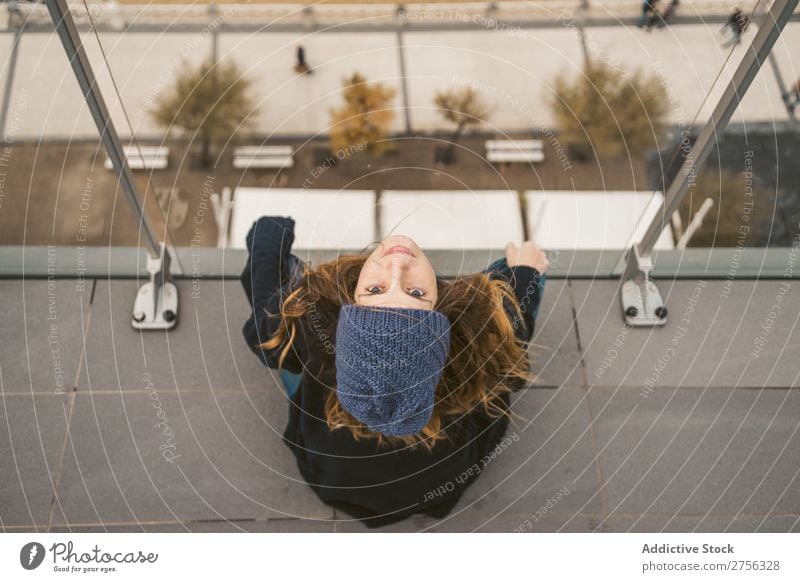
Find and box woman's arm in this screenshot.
[240,216,304,373]
[504,265,544,343]
[504,242,548,343]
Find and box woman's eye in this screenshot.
[366,286,382,294]
[408,288,425,298]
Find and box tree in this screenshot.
[550,60,670,160]
[434,85,491,164]
[329,73,396,156]
[150,58,257,168]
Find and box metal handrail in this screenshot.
[45,0,179,330]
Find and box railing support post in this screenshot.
[620,0,798,327]
[45,0,178,330]
[132,243,178,330]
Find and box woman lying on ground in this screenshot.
[241,216,548,528]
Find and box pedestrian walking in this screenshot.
[294,44,312,75]
[637,0,659,28]
[784,79,800,114]
[657,0,679,27]
[721,7,749,46]
[638,0,663,31]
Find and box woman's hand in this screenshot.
[505,241,549,273]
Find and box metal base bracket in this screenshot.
[132,244,178,330]
[620,244,668,327]
[621,279,668,326]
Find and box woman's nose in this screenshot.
[387,256,411,282]
[386,253,412,268]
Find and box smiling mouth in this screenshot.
[383,245,415,258]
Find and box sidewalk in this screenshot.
[2,21,798,141]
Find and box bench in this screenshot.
[233,145,294,169]
[485,140,545,164]
[104,146,169,170]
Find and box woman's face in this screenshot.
[355,234,438,310]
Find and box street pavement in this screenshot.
[1,20,798,141]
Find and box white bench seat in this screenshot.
[104,145,169,170]
[486,139,545,163]
[233,145,294,169]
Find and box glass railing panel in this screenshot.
[1,0,797,280]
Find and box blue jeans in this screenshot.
[277,256,547,398]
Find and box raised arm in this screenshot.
[502,242,549,343]
[504,265,545,342]
[240,216,304,372]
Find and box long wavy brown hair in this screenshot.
[261,255,535,451]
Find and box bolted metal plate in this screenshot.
[132,281,178,331]
[621,280,668,327]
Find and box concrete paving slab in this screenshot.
[447,387,603,520]
[229,188,376,250]
[10,22,797,141]
[403,28,584,132]
[335,510,607,532]
[10,33,97,139]
[0,526,41,533]
[51,389,333,525]
[79,277,580,392]
[51,518,334,532]
[218,32,404,137]
[3,274,798,532]
[333,387,602,532]
[332,512,438,532]
[584,23,800,125]
[10,32,212,140]
[407,510,800,532]
[0,394,69,527]
[768,21,800,116]
[582,24,730,126]
[604,513,800,533]
[160,518,334,532]
[336,388,601,532]
[89,32,214,140]
[529,278,584,388]
[11,22,796,142]
[477,511,612,532]
[445,511,614,533]
[589,386,800,517]
[573,279,800,388]
[713,22,800,124]
[380,189,523,249]
[0,279,90,394]
[335,394,600,530]
[78,280,284,392]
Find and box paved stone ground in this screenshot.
[0,276,798,532]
